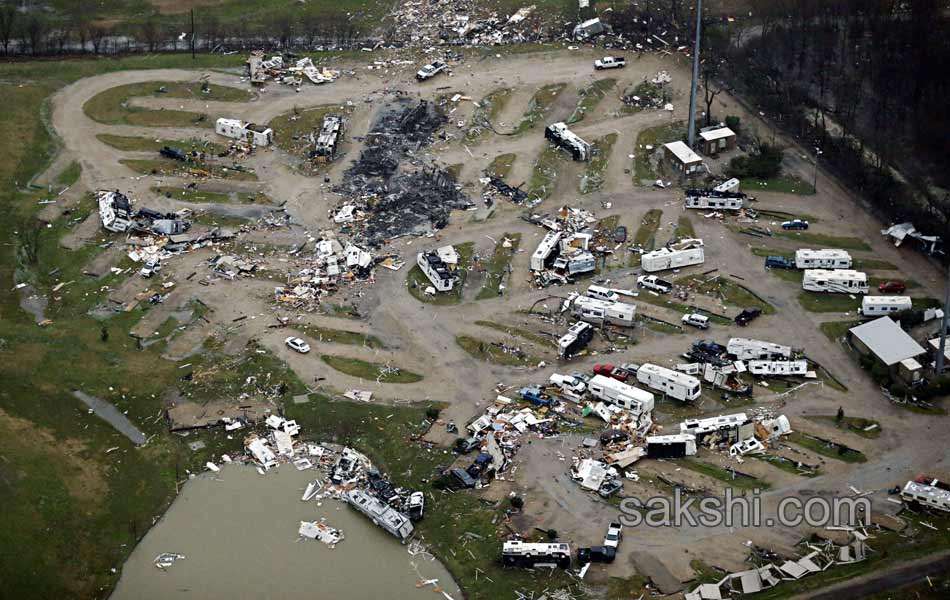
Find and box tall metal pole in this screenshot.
[190,9,196,60]
[936,263,950,375]
[686,0,703,148]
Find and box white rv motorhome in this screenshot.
[587,374,655,414]
[646,434,697,458]
[794,249,853,269]
[802,269,868,294]
[572,295,636,327]
[635,363,701,402]
[860,296,912,317]
[544,122,592,161]
[640,238,705,273]
[502,541,572,568]
[747,360,809,376]
[558,321,594,359]
[215,118,273,146]
[531,231,563,271]
[727,337,792,360]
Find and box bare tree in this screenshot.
[141,18,162,53]
[0,4,15,55]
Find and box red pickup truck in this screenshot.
[593,364,632,382]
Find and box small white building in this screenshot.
[664,141,704,176]
[698,126,737,155]
[587,374,655,415]
[802,269,868,294]
[417,248,457,292]
[860,296,912,317]
[641,238,704,272]
[727,337,792,361]
[215,118,273,146]
[636,363,701,402]
[795,249,852,270]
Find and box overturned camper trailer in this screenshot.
[215,118,273,146]
[727,338,792,361]
[502,541,572,568]
[680,413,753,444]
[803,269,868,294]
[641,238,705,273]
[97,190,134,233]
[558,322,594,359]
[587,374,655,414]
[417,246,458,292]
[646,434,697,458]
[571,295,636,327]
[860,296,912,317]
[545,122,592,161]
[531,231,562,272]
[553,249,596,276]
[344,488,414,540]
[684,188,747,211]
[636,363,701,402]
[313,114,345,162]
[795,249,852,270]
[901,480,950,513]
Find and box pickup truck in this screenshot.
[594,56,626,70]
[765,256,795,270]
[519,386,553,407]
[593,363,634,382]
[416,61,447,81]
[637,275,672,294]
[603,522,623,548]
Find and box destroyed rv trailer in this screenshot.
[587,374,655,415]
[683,187,748,211]
[646,433,697,458]
[215,118,274,147]
[640,238,705,273]
[312,114,345,163]
[795,249,853,270]
[558,321,594,359]
[344,488,414,541]
[544,122,592,161]
[502,541,572,569]
[417,245,459,293]
[569,294,636,327]
[900,479,950,513]
[727,338,793,361]
[97,190,134,233]
[680,413,754,444]
[802,269,869,294]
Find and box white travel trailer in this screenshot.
[636,363,701,402]
[531,231,563,271]
[727,337,792,361]
[802,269,868,294]
[860,296,912,317]
[747,360,809,376]
[558,321,594,359]
[215,118,274,146]
[679,413,753,442]
[641,238,705,273]
[553,249,596,275]
[544,122,592,161]
[901,481,950,513]
[794,249,852,270]
[572,295,636,327]
[683,189,746,211]
[587,374,655,414]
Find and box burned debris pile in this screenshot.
[334,98,473,247]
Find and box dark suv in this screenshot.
[735,308,762,327]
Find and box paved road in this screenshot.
[794,550,950,600]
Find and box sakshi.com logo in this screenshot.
[617,489,870,528]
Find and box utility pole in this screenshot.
[812,146,822,191]
[686,0,703,148]
[936,263,950,375]
[190,9,196,60]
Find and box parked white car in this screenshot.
[604,522,623,548]
[681,313,710,330]
[285,336,311,354]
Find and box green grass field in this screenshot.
[406,242,475,305]
[515,82,566,133]
[580,133,617,194]
[320,355,423,383]
[84,80,252,127]
[568,77,615,124]
[97,133,227,154]
[485,152,517,180]
[456,334,541,366]
[629,208,662,265]
[476,233,521,299]
[634,121,686,183]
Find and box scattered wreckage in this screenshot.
[246,52,340,86]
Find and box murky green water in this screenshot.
[112,465,460,600]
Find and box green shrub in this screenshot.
[725,115,741,134]
[726,144,783,179]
